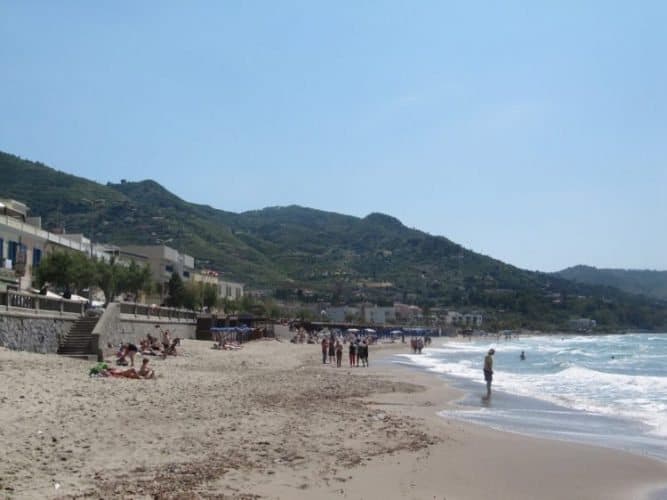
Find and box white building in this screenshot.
[445,311,483,327]
[362,305,396,324]
[324,306,360,322]
[120,245,195,285]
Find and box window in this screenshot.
[183,271,190,278]
[0,238,3,260]
[33,248,42,267]
[165,264,174,273]
[8,241,18,263]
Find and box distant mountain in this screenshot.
[557,265,667,301]
[2,150,667,331]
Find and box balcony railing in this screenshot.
[119,302,197,322]
[0,290,85,316]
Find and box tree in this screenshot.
[166,272,186,308]
[182,282,200,310]
[119,261,152,300]
[202,283,218,310]
[95,257,126,305]
[35,251,95,294]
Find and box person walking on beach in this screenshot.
[355,340,361,367]
[483,348,495,399]
[349,341,356,367]
[335,341,343,367]
[360,340,369,367]
[321,337,329,364]
[328,335,335,362]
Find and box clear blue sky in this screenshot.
[1,1,665,272]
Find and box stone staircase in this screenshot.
[58,316,100,358]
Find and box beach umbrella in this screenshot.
[364,328,376,333]
[347,328,359,333]
[390,330,403,334]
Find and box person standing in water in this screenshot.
[483,348,495,399]
[520,350,526,361]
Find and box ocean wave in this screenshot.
[394,349,667,438]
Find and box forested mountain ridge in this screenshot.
[557,265,667,301]
[2,150,666,331]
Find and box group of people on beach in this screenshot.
[320,336,370,368]
[116,328,180,366]
[93,326,185,381]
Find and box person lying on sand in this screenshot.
[213,340,242,350]
[92,364,155,380]
[137,358,155,379]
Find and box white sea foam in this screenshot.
[396,334,667,437]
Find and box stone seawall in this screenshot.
[0,303,196,355]
[0,314,75,353]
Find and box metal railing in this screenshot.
[0,290,86,316]
[119,301,197,322]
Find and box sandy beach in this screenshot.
[0,339,665,500]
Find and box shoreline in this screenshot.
[390,352,667,463]
[0,340,665,499]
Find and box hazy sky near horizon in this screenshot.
[1,1,665,272]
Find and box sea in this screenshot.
[393,333,667,461]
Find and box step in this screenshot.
[60,354,97,361]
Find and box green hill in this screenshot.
[557,265,667,301]
[2,150,667,331]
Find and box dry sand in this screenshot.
[0,339,665,499]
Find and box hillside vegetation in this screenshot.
[2,151,667,331]
[557,265,667,301]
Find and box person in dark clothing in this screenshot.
[483,348,495,399]
[118,343,138,367]
[360,341,369,367]
[349,341,356,367]
[321,338,329,364]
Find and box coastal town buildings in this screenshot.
[394,303,423,322]
[0,198,110,291]
[0,199,246,303]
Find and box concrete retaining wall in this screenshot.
[0,302,196,356]
[94,303,196,354]
[0,313,75,353]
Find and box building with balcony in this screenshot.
[0,199,109,290]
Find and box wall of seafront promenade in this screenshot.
[0,302,196,355]
[95,303,196,354]
[0,313,75,353]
